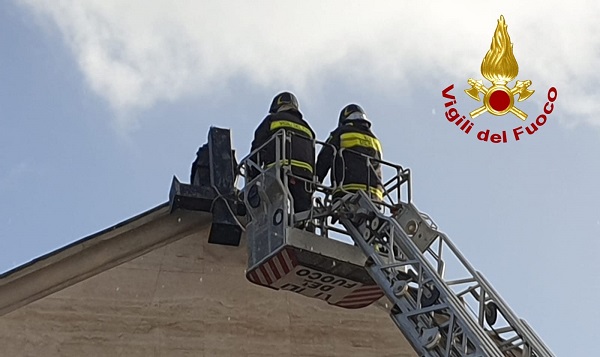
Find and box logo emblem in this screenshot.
[343,107,353,118]
[464,15,534,121]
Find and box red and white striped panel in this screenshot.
[246,248,297,287]
[334,285,384,309]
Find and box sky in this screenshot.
[1,1,599,355]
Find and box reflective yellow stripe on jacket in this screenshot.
[340,132,382,154]
[267,159,314,173]
[270,120,313,138]
[334,184,383,200]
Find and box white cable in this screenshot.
[209,186,247,232]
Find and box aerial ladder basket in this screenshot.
[241,131,387,309]
[241,130,555,357]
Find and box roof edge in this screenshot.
[0,204,212,317]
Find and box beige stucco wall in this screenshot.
[0,227,417,356]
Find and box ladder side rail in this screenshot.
[339,216,452,357]
[411,222,548,357]
[431,229,555,357]
[413,221,532,357]
[340,192,505,357]
[475,273,556,357]
[386,199,555,357]
[519,319,555,357]
[379,207,505,357]
[424,234,446,277]
[340,216,501,357]
[317,153,496,356]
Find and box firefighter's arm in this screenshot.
[250,117,270,152]
[248,118,270,179]
[315,134,337,183]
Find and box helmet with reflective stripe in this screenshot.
[269,91,300,114]
[339,104,370,126]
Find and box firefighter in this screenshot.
[249,91,316,215]
[316,104,384,201]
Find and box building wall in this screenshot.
[0,229,416,357]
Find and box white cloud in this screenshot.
[18,0,600,130]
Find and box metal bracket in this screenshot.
[171,127,245,246]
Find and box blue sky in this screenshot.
[2,1,599,355]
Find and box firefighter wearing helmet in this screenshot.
[249,91,316,214]
[316,104,383,201]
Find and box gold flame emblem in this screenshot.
[465,15,534,120]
